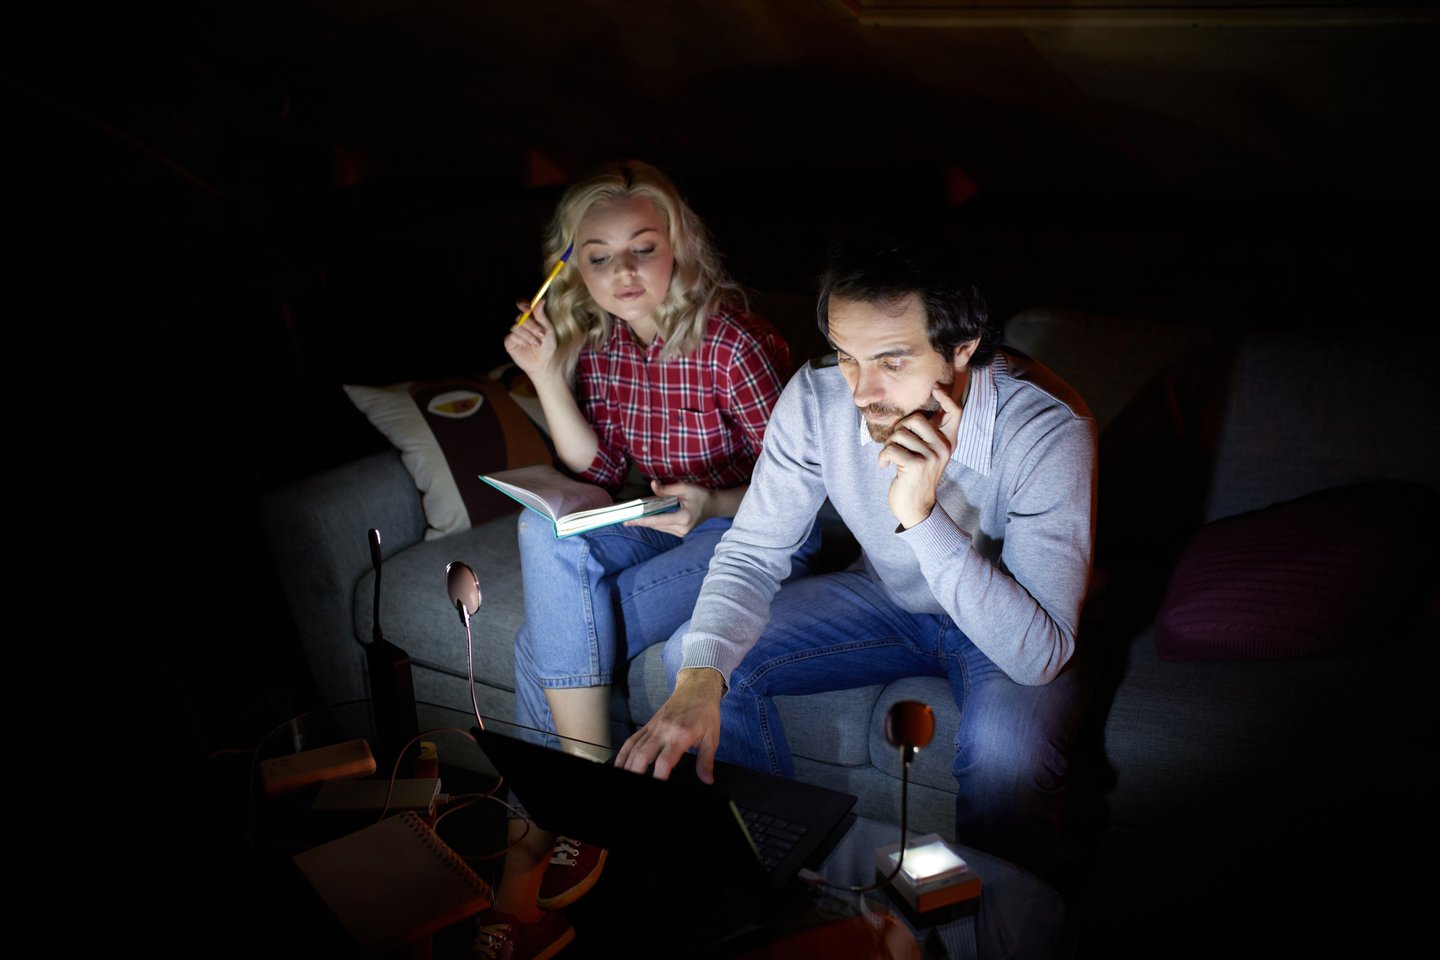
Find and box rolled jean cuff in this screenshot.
[534,672,612,690]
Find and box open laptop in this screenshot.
[473,722,857,915]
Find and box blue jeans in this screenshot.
[514,513,823,735]
[661,570,1089,875]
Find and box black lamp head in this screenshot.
[885,700,935,766]
[445,560,482,625]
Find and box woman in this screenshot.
[482,160,820,956]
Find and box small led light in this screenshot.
[876,832,981,912]
[889,838,967,885]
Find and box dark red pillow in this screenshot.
[1153,481,1438,661]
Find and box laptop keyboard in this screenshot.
[737,804,810,869]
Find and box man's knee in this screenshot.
[953,682,1081,800]
[955,729,1067,798]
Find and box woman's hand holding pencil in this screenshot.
[505,297,561,378]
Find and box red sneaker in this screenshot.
[469,908,574,960]
[535,835,608,909]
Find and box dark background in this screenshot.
[25,3,1434,757]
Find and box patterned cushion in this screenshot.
[344,376,553,539]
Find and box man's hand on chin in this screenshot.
[615,667,724,783]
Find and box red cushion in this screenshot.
[1153,481,1438,661]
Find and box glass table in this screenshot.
[243,701,1069,959]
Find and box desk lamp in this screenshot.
[807,699,975,911]
[444,560,486,731]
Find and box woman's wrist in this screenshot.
[706,484,747,519]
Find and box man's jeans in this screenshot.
[514,511,823,735]
[662,570,1089,875]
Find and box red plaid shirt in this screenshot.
[575,306,793,491]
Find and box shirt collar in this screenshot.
[603,317,665,357]
[954,357,995,476]
[855,356,997,476]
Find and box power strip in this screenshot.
[310,778,443,816]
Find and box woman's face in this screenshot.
[573,194,675,330]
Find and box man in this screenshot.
[616,224,1097,875]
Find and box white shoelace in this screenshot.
[550,837,581,867]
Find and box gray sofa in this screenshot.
[260,309,1438,957]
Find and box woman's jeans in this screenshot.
[513,511,824,737]
[661,570,1090,876]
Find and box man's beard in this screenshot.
[862,369,954,442]
[862,398,940,442]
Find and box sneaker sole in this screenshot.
[535,849,609,910]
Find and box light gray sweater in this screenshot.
[680,349,1097,687]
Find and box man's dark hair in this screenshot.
[815,222,998,367]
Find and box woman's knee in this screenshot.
[517,514,569,586]
[661,621,691,687]
[516,510,544,550]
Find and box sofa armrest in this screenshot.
[258,449,427,705]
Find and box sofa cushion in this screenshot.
[344,376,553,539]
[354,510,528,699]
[1153,480,1439,661]
[779,685,882,769]
[1102,626,1405,830]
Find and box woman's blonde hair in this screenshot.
[537,160,745,371]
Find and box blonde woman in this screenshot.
[484,160,820,956]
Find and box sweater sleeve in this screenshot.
[898,412,1096,685]
[679,368,827,684]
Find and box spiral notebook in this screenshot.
[292,810,492,956]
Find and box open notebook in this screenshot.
[474,724,857,913]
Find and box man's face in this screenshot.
[827,293,973,442]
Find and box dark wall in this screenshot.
[36,8,1428,755]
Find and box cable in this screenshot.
[375,725,502,821]
[243,708,518,866]
[465,601,484,733]
[244,711,308,852]
[801,702,935,898]
[800,761,912,895]
[435,794,535,862]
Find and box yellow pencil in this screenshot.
[516,243,574,326]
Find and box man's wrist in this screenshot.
[677,666,727,696]
[895,505,933,531]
